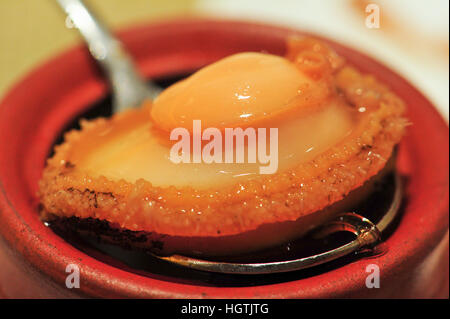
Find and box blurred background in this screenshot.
[0,0,448,119]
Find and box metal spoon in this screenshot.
[56,0,161,113]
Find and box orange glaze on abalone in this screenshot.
[39,38,407,256]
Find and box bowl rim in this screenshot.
[0,18,448,298]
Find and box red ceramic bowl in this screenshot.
[0,19,448,298]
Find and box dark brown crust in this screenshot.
[39,61,407,238]
[48,216,168,254]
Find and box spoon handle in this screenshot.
[56,0,160,112]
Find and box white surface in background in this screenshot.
[196,0,449,121]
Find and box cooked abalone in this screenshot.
[39,38,407,256]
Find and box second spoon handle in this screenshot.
[56,0,160,112]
